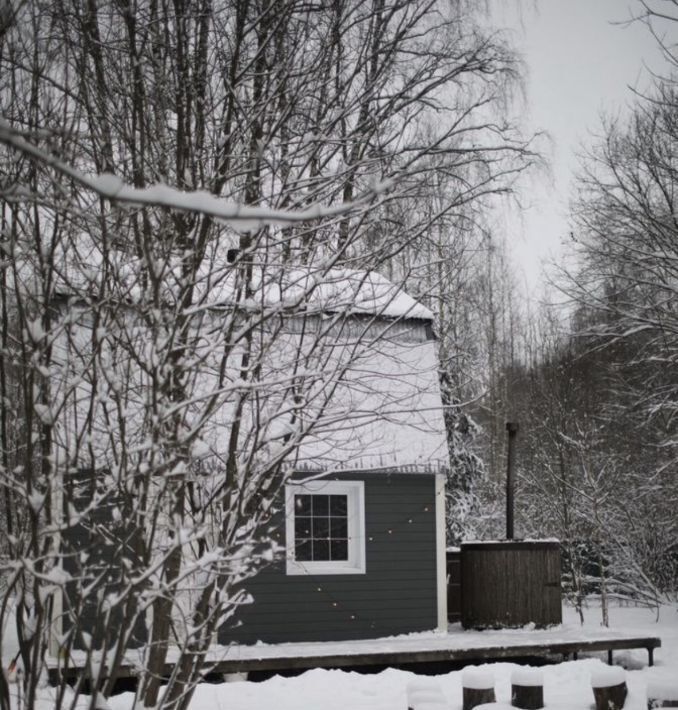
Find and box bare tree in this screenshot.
[520,2,678,620]
[509,299,678,624]
[1,0,534,707]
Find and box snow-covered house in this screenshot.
[27,242,449,649]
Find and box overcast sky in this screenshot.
[493,0,674,297]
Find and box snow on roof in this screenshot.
[36,236,432,321]
[260,268,434,321]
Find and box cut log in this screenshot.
[462,669,496,710]
[591,667,627,710]
[463,688,496,710]
[593,684,627,710]
[512,684,544,709]
[511,668,544,709]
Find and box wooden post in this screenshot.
[591,667,627,710]
[511,669,544,709]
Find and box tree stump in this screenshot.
[463,688,496,710]
[462,669,495,710]
[591,667,627,710]
[512,685,544,710]
[511,668,544,709]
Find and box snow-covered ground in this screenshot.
[5,602,678,709]
[172,604,678,710]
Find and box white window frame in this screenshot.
[285,480,366,575]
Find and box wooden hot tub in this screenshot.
[460,540,561,629]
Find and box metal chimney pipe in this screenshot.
[506,422,519,540]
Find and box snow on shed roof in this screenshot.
[244,268,433,321]
[40,236,433,321]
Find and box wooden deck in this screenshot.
[47,630,661,683]
[197,636,661,674]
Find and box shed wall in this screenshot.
[221,472,439,644]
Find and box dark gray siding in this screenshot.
[221,472,438,644]
[61,471,146,649]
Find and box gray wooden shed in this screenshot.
[222,467,447,644]
[53,265,450,648]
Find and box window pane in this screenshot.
[295,539,312,561]
[295,495,312,516]
[330,517,347,538]
[289,487,360,570]
[312,495,329,516]
[330,539,348,561]
[313,538,330,560]
[329,495,347,516]
[312,517,329,540]
[295,516,312,539]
